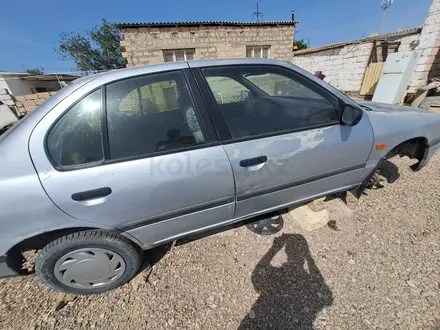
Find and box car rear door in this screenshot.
[192,63,374,218]
[29,66,235,246]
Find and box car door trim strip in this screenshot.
[236,162,366,201]
[118,196,235,232]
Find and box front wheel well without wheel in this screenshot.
[385,137,428,171]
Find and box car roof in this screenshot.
[89,58,293,81]
[4,58,357,144]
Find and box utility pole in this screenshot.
[380,0,393,34]
[253,3,263,22]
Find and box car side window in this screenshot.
[47,89,103,167]
[246,73,323,100]
[201,66,340,139]
[106,70,205,160]
[205,76,250,104]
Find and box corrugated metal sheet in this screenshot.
[117,21,298,28]
[360,62,385,96]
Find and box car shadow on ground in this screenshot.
[238,233,333,330]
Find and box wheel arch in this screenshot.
[6,227,143,274]
[384,136,428,171]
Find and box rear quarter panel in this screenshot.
[0,77,118,255]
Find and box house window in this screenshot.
[163,49,195,62]
[246,46,270,58]
[35,87,48,93]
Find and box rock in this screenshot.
[307,197,326,211]
[304,306,310,313]
[325,198,355,221]
[131,270,151,290]
[248,309,256,319]
[289,205,329,231]
[348,259,355,265]
[406,280,417,287]
[53,293,77,312]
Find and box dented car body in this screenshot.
[1,58,440,294]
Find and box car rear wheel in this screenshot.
[35,230,142,295]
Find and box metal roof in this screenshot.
[117,20,297,28]
[0,72,80,81]
[20,74,79,81]
[293,27,422,55]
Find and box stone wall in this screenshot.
[13,91,55,114]
[0,88,16,109]
[120,25,294,66]
[292,43,372,92]
[292,32,422,93]
[410,0,440,91]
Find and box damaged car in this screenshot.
[1,58,440,295]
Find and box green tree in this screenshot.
[25,68,43,75]
[294,39,308,50]
[56,19,125,72]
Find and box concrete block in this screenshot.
[24,94,38,100]
[14,95,26,102]
[24,105,37,112]
[0,104,18,128]
[289,205,329,231]
[0,94,12,100]
[307,197,326,212]
[37,92,49,99]
[34,99,45,106]
[120,40,129,47]
[22,100,36,107]
[0,89,7,95]
[325,198,354,221]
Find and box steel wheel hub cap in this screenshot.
[54,248,126,288]
[246,214,284,235]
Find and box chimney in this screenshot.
[291,10,295,22]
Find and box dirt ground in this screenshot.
[1,155,440,330]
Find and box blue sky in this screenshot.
[0,0,433,73]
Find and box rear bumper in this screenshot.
[0,255,20,278]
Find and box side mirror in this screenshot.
[341,105,363,126]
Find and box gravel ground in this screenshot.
[1,155,440,330]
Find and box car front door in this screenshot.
[194,64,374,218]
[30,68,235,246]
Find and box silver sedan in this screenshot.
[1,58,440,295]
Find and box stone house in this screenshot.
[292,0,440,96]
[0,72,78,96]
[292,28,423,94]
[117,19,297,67]
[0,73,78,118]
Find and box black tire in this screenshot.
[35,230,142,295]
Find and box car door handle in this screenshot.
[239,156,268,167]
[72,187,112,201]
